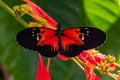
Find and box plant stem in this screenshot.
[75,57,84,64]
[47,58,51,70]
[0,0,28,28]
[108,73,117,80]
[71,58,85,71]
[115,63,120,68]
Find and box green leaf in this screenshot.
[0,1,38,80]
[84,0,119,31]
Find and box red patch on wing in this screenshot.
[61,36,78,52]
[37,28,58,51]
[63,28,84,45]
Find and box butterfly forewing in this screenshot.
[80,27,106,49]
[16,27,58,57]
[60,27,106,57]
[16,27,39,50]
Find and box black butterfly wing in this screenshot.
[16,27,59,57]
[60,27,106,57]
[79,27,106,49]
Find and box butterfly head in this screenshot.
[56,24,62,30]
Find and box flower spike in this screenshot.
[36,54,51,80]
[25,0,57,29]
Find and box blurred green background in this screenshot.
[0,0,120,80]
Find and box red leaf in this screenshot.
[36,55,51,80]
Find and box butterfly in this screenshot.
[16,24,106,57]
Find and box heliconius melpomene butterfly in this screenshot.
[16,24,106,57]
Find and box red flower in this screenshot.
[78,51,96,64]
[95,53,104,63]
[85,60,100,80]
[78,51,100,80]
[57,53,69,61]
[109,63,116,71]
[36,54,51,80]
[25,0,57,29]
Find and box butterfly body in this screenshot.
[16,24,106,57]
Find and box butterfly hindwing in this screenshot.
[60,27,106,57]
[16,27,58,57]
